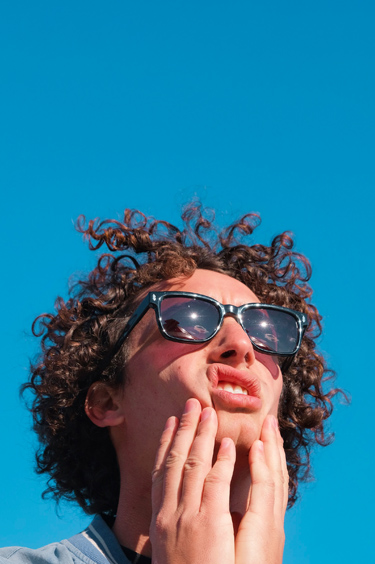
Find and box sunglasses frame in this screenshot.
[114,291,308,364]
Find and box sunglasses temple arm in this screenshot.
[111,295,154,358]
[281,355,294,373]
[281,317,308,372]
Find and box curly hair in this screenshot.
[22,203,344,516]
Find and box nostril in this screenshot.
[221,350,236,359]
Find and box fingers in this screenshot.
[180,405,219,503]
[260,415,289,516]
[152,398,236,518]
[201,435,236,514]
[235,416,287,564]
[247,439,273,519]
[247,415,288,520]
[150,400,236,564]
[152,398,220,513]
[152,398,202,513]
[278,427,289,512]
[152,415,179,513]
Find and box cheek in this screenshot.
[270,375,283,416]
[255,351,280,379]
[269,394,282,416]
[257,361,283,417]
[125,341,196,409]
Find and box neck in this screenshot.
[112,475,153,557]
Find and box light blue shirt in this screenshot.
[0,515,131,564]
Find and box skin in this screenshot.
[86,269,288,563]
[151,401,287,564]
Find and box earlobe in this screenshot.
[85,382,125,428]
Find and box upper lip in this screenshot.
[207,364,261,398]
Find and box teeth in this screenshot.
[217,382,248,395]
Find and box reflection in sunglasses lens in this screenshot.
[160,297,220,340]
[160,296,299,354]
[242,308,298,354]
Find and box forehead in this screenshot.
[151,269,260,305]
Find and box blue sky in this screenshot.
[1,1,374,561]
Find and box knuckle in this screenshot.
[151,465,164,484]
[176,511,195,528]
[253,475,276,493]
[217,450,233,463]
[183,455,205,472]
[178,414,196,431]
[265,477,276,492]
[277,469,286,485]
[153,512,171,535]
[159,434,172,448]
[165,449,185,468]
[204,472,224,486]
[272,524,286,544]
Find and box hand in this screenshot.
[235,415,288,564]
[150,399,288,564]
[150,398,236,564]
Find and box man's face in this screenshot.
[116,269,283,470]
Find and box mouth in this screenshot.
[208,364,262,410]
[217,382,249,395]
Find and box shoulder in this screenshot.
[0,541,76,564]
[0,515,130,564]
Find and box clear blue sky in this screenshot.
[1,1,374,561]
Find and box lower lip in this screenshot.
[211,388,262,410]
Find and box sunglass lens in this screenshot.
[241,308,299,354]
[160,297,220,341]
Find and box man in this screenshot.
[0,204,340,564]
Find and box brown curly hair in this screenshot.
[22,203,344,516]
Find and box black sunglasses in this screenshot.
[113,291,308,367]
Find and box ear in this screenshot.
[85,381,125,428]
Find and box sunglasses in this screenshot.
[113,291,308,365]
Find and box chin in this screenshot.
[216,412,261,457]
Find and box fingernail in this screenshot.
[201,408,212,422]
[164,417,176,431]
[272,415,279,430]
[184,398,198,413]
[220,437,233,452]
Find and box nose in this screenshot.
[208,315,256,367]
